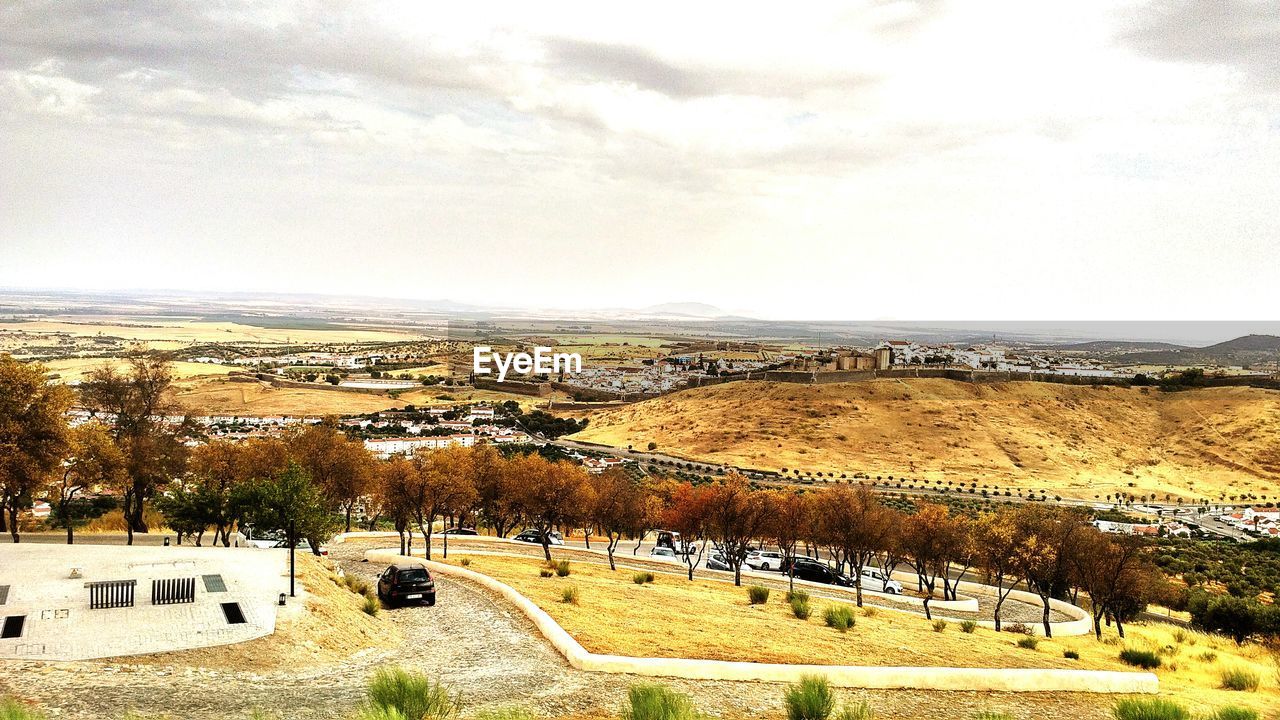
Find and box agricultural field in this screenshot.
[42,357,236,383]
[0,317,423,346]
[568,379,1280,502]
[441,553,1280,715]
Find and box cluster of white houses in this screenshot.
[1213,507,1280,538]
[877,341,1120,378]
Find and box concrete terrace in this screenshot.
[0,544,289,661]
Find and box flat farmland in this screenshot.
[42,357,237,382]
[0,318,423,345]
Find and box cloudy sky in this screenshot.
[1,1,1277,320]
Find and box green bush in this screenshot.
[960,620,978,634]
[1016,636,1039,650]
[633,572,655,585]
[791,596,812,620]
[786,590,810,603]
[363,594,381,616]
[1209,707,1259,720]
[554,560,572,577]
[365,667,461,720]
[459,558,471,567]
[0,699,47,720]
[561,586,579,605]
[1198,651,1218,663]
[345,575,371,596]
[1063,649,1080,660]
[835,701,873,720]
[621,684,699,720]
[1218,666,1260,692]
[747,585,771,604]
[1111,698,1190,720]
[823,605,856,632]
[539,568,554,578]
[932,620,947,633]
[1119,648,1161,669]
[783,675,835,720]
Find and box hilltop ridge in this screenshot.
[569,378,1280,501]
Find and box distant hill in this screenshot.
[641,302,727,318]
[1055,340,1189,353]
[568,379,1280,501]
[1117,334,1280,366]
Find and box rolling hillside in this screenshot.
[569,379,1280,501]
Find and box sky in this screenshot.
[1,1,1278,321]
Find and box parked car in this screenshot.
[787,558,853,587]
[649,547,678,561]
[705,552,732,571]
[744,550,785,571]
[271,538,328,556]
[442,527,478,535]
[513,529,565,546]
[377,563,436,607]
[859,568,903,594]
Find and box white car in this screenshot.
[744,550,785,571]
[859,568,903,594]
[648,547,679,562]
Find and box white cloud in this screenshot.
[0,0,1277,319]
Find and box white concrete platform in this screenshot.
[0,544,288,661]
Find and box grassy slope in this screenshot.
[568,379,1280,501]
[445,554,1278,714]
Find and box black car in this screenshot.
[377,563,437,606]
[787,558,853,587]
[513,529,564,545]
[442,527,478,535]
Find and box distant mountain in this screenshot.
[1116,334,1280,367]
[641,302,728,318]
[1055,340,1189,353]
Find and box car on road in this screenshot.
[271,538,329,556]
[705,552,732,571]
[744,550,785,571]
[859,568,903,594]
[787,558,853,587]
[442,527,478,535]
[513,529,565,546]
[377,563,436,607]
[649,547,678,561]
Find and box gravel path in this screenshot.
[0,540,1112,720]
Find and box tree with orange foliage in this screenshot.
[704,474,769,586]
[514,455,591,562]
[664,482,712,580]
[287,421,375,533]
[409,444,478,559]
[589,468,648,571]
[900,502,962,619]
[819,485,895,606]
[766,489,814,593]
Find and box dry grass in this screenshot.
[443,555,1279,715]
[569,379,1280,500]
[129,553,398,670]
[42,358,238,383]
[0,318,418,344]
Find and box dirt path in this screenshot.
[0,540,1116,720]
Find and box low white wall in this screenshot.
[364,549,1156,694]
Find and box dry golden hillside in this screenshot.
[569,379,1280,501]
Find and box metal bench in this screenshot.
[86,579,136,609]
[151,577,196,605]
